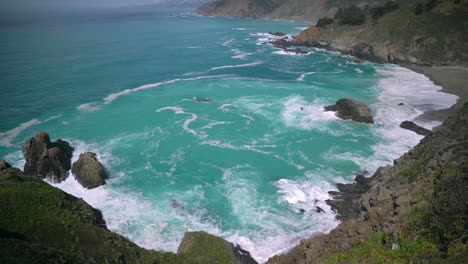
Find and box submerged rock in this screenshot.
[283,48,309,55]
[22,131,74,182]
[324,98,374,124]
[72,152,107,189]
[178,231,258,264]
[400,121,431,136]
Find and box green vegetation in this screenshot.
[316,17,334,27]
[0,171,178,263]
[325,231,443,263]
[369,1,400,20]
[178,232,242,264]
[334,6,366,25]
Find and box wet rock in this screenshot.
[324,98,374,124]
[299,208,306,214]
[72,152,107,189]
[178,231,258,264]
[22,131,74,182]
[315,206,325,213]
[193,97,213,103]
[270,37,292,49]
[398,102,405,106]
[400,121,431,136]
[0,160,23,175]
[283,48,309,55]
[268,31,285,37]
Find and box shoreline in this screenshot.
[405,65,468,122]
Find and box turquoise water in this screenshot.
[0,12,457,262]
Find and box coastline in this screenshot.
[406,65,468,122]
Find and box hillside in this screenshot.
[268,103,468,263]
[0,169,258,264]
[292,0,468,66]
[197,0,385,21]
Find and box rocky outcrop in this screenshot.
[22,132,74,182]
[0,160,11,172]
[72,152,107,189]
[400,121,431,136]
[178,231,258,264]
[0,160,23,175]
[268,104,468,263]
[325,98,374,124]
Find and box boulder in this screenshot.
[0,160,12,172]
[0,160,23,175]
[324,98,374,124]
[22,131,74,182]
[72,152,107,189]
[177,231,258,264]
[400,121,431,136]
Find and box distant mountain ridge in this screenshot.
[197,0,386,21]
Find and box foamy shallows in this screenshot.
[0,13,458,264]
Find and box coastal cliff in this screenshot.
[267,103,468,263]
[292,0,468,66]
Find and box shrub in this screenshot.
[369,1,400,20]
[316,17,334,27]
[425,0,440,11]
[414,3,424,15]
[334,6,366,26]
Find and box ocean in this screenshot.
[0,11,458,263]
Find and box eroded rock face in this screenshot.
[325,98,374,124]
[22,132,74,182]
[72,152,107,189]
[178,231,258,264]
[400,121,431,136]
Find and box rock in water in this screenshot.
[72,152,107,189]
[177,231,258,264]
[22,131,74,182]
[324,98,374,124]
[400,121,431,136]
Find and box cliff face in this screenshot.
[293,0,468,66]
[197,0,384,21]
[267,102,468,262]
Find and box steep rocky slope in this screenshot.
[267,103,468,263]
[293,0,468,66]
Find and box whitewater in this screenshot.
[0,12,457,263]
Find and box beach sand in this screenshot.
[407,65,468,122]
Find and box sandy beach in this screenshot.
[407,65,468,122]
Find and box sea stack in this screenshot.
[324,98,374,124]
[72,152,108,189]
[22,131,74,182]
